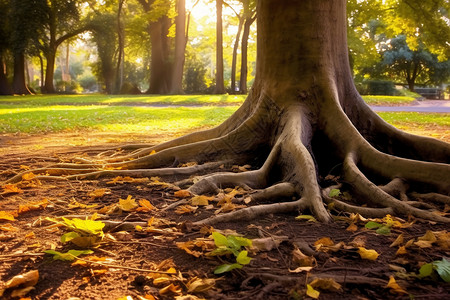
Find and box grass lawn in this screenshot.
[0,95,447,142]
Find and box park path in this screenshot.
[371,100,450,113]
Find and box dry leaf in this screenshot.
[357,247,379,260]
[25,231,35,239]
[309,278,342,292]
[0,223,19,232]
[88,188,110,199]
[136,199,156,212]
[386,276,408,294]
[4,270,39,289]
[118,195,138,211]
[314,237,334,248]
[191,195,213,206]
[159,283,181,295]
[396,246,408,255]
[2,184,23,194]
[289,266,313,273]
[22,172,37,181]
[186,277,216,293]
[175,205,198,215]
[349,235,366,248]
[17,199,49,214]
[390,233,404,247]
[292,248,316,267]
[252,236,288,252]
[174,190,191,198]
[0,211,16,222]
[346,223,358,232]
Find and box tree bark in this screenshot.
[214,0,225,94]
[170,0,186,94]
[0,54,12,95]
[230,16,243,94]
[239,12,255,94]
[12,52,31,95]
[16,0,450,225]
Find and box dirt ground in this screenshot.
[0,130,449,300]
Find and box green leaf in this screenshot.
[211,232,229,247]
[329,189,341,198]
[295,215,317,222]
[236,250,252,265]
[61,231,80,243]
[213,263,243,274]
[433,258,450,283]
[375,226,391,235]
[231,236,252,248]
[419,263,434,278]
[365,221,383,229]
[44,249,93,261]
[208,246,233,256]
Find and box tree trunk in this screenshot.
[170,0,186,94]
[147,18,171,94]
[0,54,12,95]
[238,14,255,94]
[115,0,125,94]
[230,16,244,94]
[12,52,31,95]
[214,0,225,94]
[21,0,450,225]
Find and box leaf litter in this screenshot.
[0,142,449,299]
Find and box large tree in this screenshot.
[7,0,450,224]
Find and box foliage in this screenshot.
[208,232,253,274]
[419,258,450,282]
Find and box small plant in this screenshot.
[419,258,450,282]
[46,216,105,248]
[208,232,253,274]
[364,214,402,235]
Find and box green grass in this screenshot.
[0,104,238,134]
[0,94,446,135]
[0,94,247,106]
[361,95,417,106]
[377,112,450,127]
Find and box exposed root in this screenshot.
[409,192,450,205]
[250,182,297,203]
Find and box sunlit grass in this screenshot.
[377,112,450,127]
[0,105,238,134]
[363,95,416,106]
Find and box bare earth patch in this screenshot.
[0,130,449,300]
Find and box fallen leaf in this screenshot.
[306,284,320,299]
[191,195,213,206]
[4,270,39,289]
[17,199,49,214]
[2,184,23,194]
[118,195,138,211]
[136,199,156,212]
[346,223,358,232]
[0,211,15,222]
[159,283,181,295]
[252,236,288,252]
[390,233,404,247]
[0,223,19,231]
[186,277,216,293]
[175,205,198,215]
[25,231,35,239]
[292,248,316,267]
[396,246,408,255]
[174,190,191,198]
[309,278,342,292]
[289,266,313,273]
[386,275,408,294]
[314,237,334,248]
[88,188,110,199]
[349,235,366,248]
[22,172,37,181]
[10,286,35,298]
[295,215,318,222]
[357,247,379,260]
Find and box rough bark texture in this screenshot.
[170,0,186,94]
[6,0,449,225]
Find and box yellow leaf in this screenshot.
[309,278,342,292]
[17,199,49,214]
[135,225,143,231]
[88,188,110,199]
[186,277,216,293]
[175,205,198,215]
[4,270,39,289]
[292,248,316,267]
[314,237,334,248]
[390,233,404,247]
[174,190,191,198]
[25,231,35,239]
[159,283,181,295]
[117,296,133,300]
[191,195,213,206]
[357,247,379,260]
[0,211,15,222]
[136,199,156,212]
[118,195,138,211]
[434,230,450,250]
[22,172,37,181]
[413,240,434,248]
[417,230,437,243]
[306,284,320,299]
[2,184,23,194]
[346,223,358,232]
[396,246,408,255]
[0,223,19,231]
[386,276,408,295]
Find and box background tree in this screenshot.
[214,0,225,94]
[43,0,450,225]
[238,0,255,94]
[170,0,187,94]
[0,0,13,95]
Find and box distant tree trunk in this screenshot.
[12,52,31,94]
[239,12,255,94]
[38,53,45,91]
[170,0,186,94]
[0,55,13,95]
[115,0,125,94]
[214,0,225,94]
[147,17,171,94]
[230,16,244,94]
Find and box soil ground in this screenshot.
[0,130,449,300]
